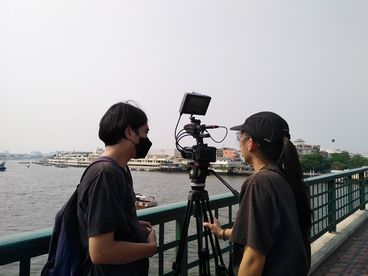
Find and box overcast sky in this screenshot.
[1,1,367,154]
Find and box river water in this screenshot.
[0,160,244,275]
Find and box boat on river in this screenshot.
[0,161,6,171]
[135,193,158,209]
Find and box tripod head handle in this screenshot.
[208,169,240,199]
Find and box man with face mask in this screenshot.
[76,102,157,276]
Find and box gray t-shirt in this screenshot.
[77,157,148,276]
[230,164,310,276]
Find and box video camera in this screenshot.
[176,92,218,163]
[173,93,235,275]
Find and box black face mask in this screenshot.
[135,137,152,159]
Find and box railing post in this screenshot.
[347,175,353,213]
[359,172,366,210]
[158,223,164,276]
[19,258,30,276]
[327,179,337,233]
[228,204,233,261]
[176,217,188,276]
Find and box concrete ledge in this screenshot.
[309,205,368,274]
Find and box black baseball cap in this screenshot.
[230,111,290,143]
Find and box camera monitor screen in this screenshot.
[179,93,211,115]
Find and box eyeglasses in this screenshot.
[236,132,250,141]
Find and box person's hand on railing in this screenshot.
[139,220,152,234]
[146,228,157,257]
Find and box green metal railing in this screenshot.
[308,167,368,241]
[1,167,368,275]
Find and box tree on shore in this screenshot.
[299,151,368,173]
[300,153,330,173]
[330,152,350,170]
[349,154,368,168]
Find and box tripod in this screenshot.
[172,163,239,276]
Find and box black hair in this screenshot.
[98,102,147,146]
[253,136,312,240]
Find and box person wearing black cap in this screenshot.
[204,111,311,276]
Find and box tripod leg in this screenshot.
[203,197,228,276]
[172,194,195,275]
[194,199,210,276]
[173,189,228,276]
[200,193,221,270]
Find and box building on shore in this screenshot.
[216,147,240,160]
[294,139,320,156]
[211,158,253,175]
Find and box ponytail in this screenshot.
[257,136,312,237]
[279,137,312,237]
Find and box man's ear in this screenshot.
[125,125,134,140]
[248,138,258,152]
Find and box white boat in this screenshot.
[128,154,188,172]
[128,157,166,171]
[135,193,157,209]
[46,149,104,167]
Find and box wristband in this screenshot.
[222,229,226,241]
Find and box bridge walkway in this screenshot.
[310,215,368,275]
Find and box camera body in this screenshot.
[182,144,217,163]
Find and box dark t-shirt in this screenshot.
[230,165,310,276]
[77,158,149,276]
